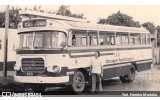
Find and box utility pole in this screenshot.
[3,5,9,77]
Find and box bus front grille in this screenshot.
[21,58,45,73]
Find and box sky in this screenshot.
[0,5,160,26]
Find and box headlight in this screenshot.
[47,65,61,73]
[14,64,21,71]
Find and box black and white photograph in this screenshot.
[0,2,160,97]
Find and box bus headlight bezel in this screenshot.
[14,64,21,71]
[47,65,61,73]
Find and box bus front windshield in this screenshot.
[19,31,66,49]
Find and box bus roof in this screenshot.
[60,21,150,34]
[19,10,87,23]
[19,10,149,34]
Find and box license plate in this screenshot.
[26,72,33,76]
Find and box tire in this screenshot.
[71,71,85,94]
[119,65,136,82]
[30,84,46,92]
[119,76,126,82]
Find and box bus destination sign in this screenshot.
[23,20,47,28]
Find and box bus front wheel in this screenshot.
[119,65,136,82]
[71,71,85,94]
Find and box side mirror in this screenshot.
[61,42,66,49]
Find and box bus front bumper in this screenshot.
[14,76,69,84]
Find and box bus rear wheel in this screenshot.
[71,71,85,94]
[119,65,136,82]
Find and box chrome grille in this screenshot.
[21,58,45,73]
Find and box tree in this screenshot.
[9,7,21,29]
[0,5,45,29]
[56,5,86,19]
[0,7,21,29]
[56,5,71,16]
[0,5,86,29]
[98,11,141,28]
[97,18,108,24]
[157,25,160,46]
[142,22,156,34]
[33,5,41,11]
[0,11,5,28]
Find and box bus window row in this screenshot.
[71,30,150,47]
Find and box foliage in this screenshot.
[0,7,20,29]
[157,25,160,46]
[142,22,156,34]
[0,5,86,29]
[56,5,85,19]
[56,5,71,16]
[98,11,141,28]
[0,11,5,28]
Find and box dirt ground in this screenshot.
[0,65,160,95]
[102,67,160,91]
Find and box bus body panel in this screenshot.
[16,47,152,70]
[14,46,152,84]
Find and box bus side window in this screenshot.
[99,32,115,45]
[0,40,1,49]
[130,34,141,45]
[89,32,98,46]
[135,34,141,44]
[146,34,150,44]
[116,33,128,45]
[75,35,87,46]
[72,35,76,46]
[116,35,121,45]
[99,33,105,45]
[82,35,87,46]
[122,35,129,45]
[110,36,115,45]
[72,30,87,46]
[141,34,146,44]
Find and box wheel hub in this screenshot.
[75,76,83,88]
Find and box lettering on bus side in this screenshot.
[114,52,120,57]
[105,57,134,64]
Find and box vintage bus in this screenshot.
[14,11,152,93]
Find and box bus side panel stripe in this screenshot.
[103,63,131,69]
[16,46,151,54]
[69,46,151,52]
[70,54,94,58]
[136,60,152,64]
[69,52,114,58]
[99,53,114,56]
[136,62,152,72]
[102,59,152,70]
